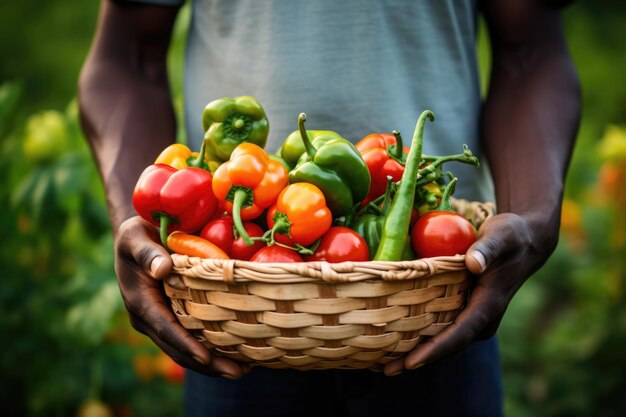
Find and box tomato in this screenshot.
[200,216,265,260]
[249,245,303,263]
[411,211,476,258]
[304,226,369,263]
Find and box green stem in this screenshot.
[381,176,394,216]
[159,215,172,251]
[415,145,480,189]
[187,135,209,168]
[298,113,317,160]
[390,130,405,161]
[438,177,457,212]
[232,189,254,246]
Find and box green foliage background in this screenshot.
[1,1,625,416]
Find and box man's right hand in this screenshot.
[115,216,248,380]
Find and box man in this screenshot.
[78,0,580,415]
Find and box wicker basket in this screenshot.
[164,199,495,371]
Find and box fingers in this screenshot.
[384,284,500,376]
[135,309,248,379]
[384,214,535,376]
[115,216,248,379]
[116,216,173,280]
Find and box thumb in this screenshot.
[464,215,503,275]
[149,253,172,279]
[464,213,525,275]
[117,217,173,280]
[465,248,487,275]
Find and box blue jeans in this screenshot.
[184,337,503,417]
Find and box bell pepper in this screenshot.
[132,164,219,247]
[280,129,342,169]
[288,113,371,217]
[202,96,270,166]
[154,140,209,170]
[355,131,409,206]
[211,142,288,247]
[351,177,414,260]
[266,182,332,247]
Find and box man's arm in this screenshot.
[78,0,246,379]
[385,0,580,375]
[79,0,178,231]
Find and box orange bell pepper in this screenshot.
[212,142,288,246]
[266,182,333,247]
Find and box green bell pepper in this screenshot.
[288,113,371,217]
[280,129,341,169]
[202,96,270,166]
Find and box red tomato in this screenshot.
[304,226,369,263]
[411,211,476,258]
[200,216,265,260]
[249,245,303,263]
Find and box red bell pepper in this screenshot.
[355,131,409,206]
[132,163,219,246]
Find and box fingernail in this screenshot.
[221,373,238,380]
[407,362,425,371]
[387,370,402,377]
[192,355,208,366]
[150,256,164,277]
[470,251,486,273]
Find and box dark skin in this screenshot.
[78,0,580,380]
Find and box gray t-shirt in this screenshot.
[126,0,493,202]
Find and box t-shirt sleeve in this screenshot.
[119,0,185,6]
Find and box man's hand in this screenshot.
[384,213,549,375]
[385,0,580,376]
[115,217,249,380]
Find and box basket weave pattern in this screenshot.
[164,200,494,371]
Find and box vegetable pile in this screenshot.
[132,96,482,263]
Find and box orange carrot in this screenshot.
[167,232,230,259]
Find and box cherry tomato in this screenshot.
[411,211,476,258]
[304,226,369,263]
[200,216,265,260]
[249,245,303,263]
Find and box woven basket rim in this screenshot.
[171,253,469,284]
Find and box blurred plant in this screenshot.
[0,82,184,417]
[499,123,626,417]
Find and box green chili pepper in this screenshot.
[288,113,371,217]
[202,96,270,165]
[351,177,414,260]
[374,110,435,261]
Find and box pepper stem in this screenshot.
[381,176,394,216]
[297,113,317,160]
[187,136,209,169]
[390,130,405,161]
[438,177,457,212]
[266,211,292,246]
[159,215,172,250]
[415,145,480,189]
[232,189,254,247]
